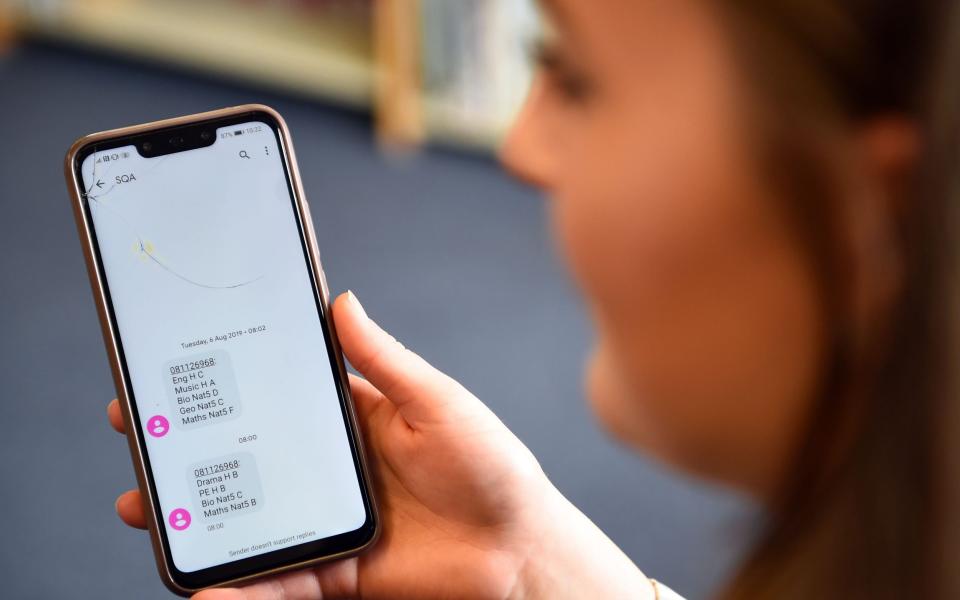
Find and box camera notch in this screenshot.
[135,122,218,158]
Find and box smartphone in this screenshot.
[64,105,379,595]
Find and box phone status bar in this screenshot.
[219,124,266,140]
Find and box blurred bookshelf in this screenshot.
[5,0,539,151]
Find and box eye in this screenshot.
[530,39,596,103]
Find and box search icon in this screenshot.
[239,150,250,159]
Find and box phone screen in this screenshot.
[76,115,373,586]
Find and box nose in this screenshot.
[499,77,557,191]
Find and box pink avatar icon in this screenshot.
[147,415,169,438]
[169,508,191,531]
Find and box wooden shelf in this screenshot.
[10,0,535,151]
[14,0,375,107]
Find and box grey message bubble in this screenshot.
[164,350,241,430]
[189,452,265,522]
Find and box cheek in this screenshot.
[551,124,822,481]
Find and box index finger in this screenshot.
[107,398,125,434]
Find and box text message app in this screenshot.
[81,122,366,573]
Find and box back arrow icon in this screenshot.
[96,179,104,189]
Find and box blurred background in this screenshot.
[0,1,750,597]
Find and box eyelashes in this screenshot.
[529,38,596,103]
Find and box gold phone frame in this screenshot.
[64,104,380,596]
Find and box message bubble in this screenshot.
[188,452,265,522]
[164,350,241,430]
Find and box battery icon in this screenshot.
[233,130,243,136]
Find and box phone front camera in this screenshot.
[200,130,212,142]
[142,141,153,152]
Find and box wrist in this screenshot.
[511,485,654,600]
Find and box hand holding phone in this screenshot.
[111,292,567,599]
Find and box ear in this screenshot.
[860,118,920,214]
[844,118,919,354]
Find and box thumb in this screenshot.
[332,291,475,427]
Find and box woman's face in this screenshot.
[502,0,824,495]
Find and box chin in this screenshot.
[585,345,741,488]
[585,345,650,450]
[585,343,702,478]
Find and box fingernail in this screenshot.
[346,290,368,318]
